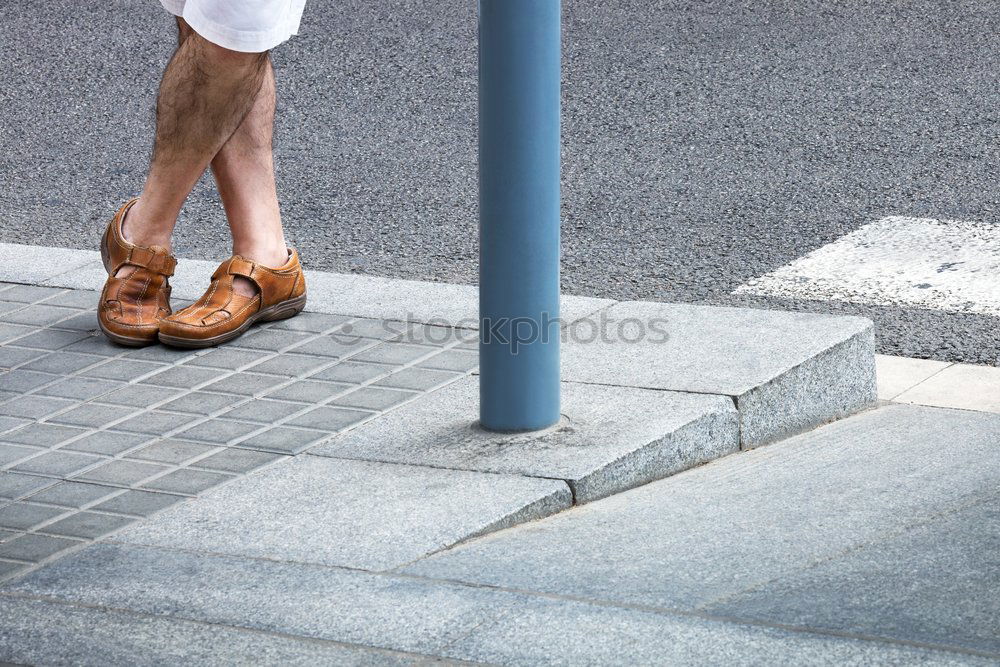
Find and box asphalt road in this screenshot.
[1,1,999,363]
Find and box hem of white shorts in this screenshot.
[159,0,185,16]
[163,1,300,52]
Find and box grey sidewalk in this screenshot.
[0,251,997,664]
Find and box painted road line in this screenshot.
[735,216,1000,316]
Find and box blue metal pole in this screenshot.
[478,0,561,432]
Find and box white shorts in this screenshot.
[159,0,307,52]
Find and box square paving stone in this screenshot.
[313,376,740,504]
[332,387,416,411]
[82,359,168,381]
[0,444,41,467]
[0,415,29,434]
[42,289,98,309]
[350,342,438,366]
[202,372,286,397]
[75,460,171,487]
[61,336,123,357]
[0,559,26,578]
[0,285,64,303]
[0,304,79,327]
[21,351,103,375]
[232,427,328,454]
[121,345,200,364]
[62,431,150,456]
[0,369,59,393]
[289,335,376,359]
[175,419,262,444]
[92,490,186,517]
[287,406,372,433]
[376,367,463,392]
[419,349,479,373]
[37,377,124,401]
[126,440,217,465]
[26,481,122,509]
[337,317,407,340]
[232,329,311,352]
[192,448,284,474]
[0,346,46,369]
[142,469,234,495]
[13,451,104,477]
[158,391,244,416]
[185,348,264,371]
[3,423,88,447]
[50,403,138,429]
[311,361,393,385]
[0,472,57,500]
[0,503,67,531]
[268,312,350,333]
[47,310,99,332]
[395,322,469,347]
[0,395,74,420]
[108,457,571,571]
[41,512,136,539]
[12,329,89,351]
[219,399,306,424]
[114,411,198,436]
[560,301,876,449]
[0,323,34,345]
[0,533,82,562]
[248,353,333,377]
[98,384,184,408]
[142,365,228,389]
[263,379,351,404]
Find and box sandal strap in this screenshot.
[127,247,176,276]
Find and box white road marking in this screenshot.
[734,216,1000,316]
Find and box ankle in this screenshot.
[123,201,173,250]
[234,242,289,268]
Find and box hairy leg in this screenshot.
[176,19,288,298]
[123,27,269,258]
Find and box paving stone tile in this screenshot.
[0,529,20,542]
[121,345,200,364]
[287,335,376,359]
[60,336,123,357]
[0,472,57,500]
[219,399,307,424]
[2,423,88,447]
[11,329,89,351]
[0,597,412,666]
[158,391,244,415]
[268,311,350,333]
[192,448,284,474]
[0,346,46,369]
[49,403,137,429]
[337,317,409,341]
[126,440,217,465]
[0,559,26,578]
[0,285,65,303]
[332,386,415,411]
[81,359,167,381]
[232,427,328,454]
[287,406,372,433]
[394,322,469,347]
[98,383,184,408]
[375,367,462,391]
[0,417,29,436]
[21,351,105,375]
[0,323,33,345]
[61,431,150,456]
[74,460,171,486]
[350,342,438,366]
[231,329,312,352]
[175,419,262,444]
[142,469,234,495]
[0,533,82,562]
[40,512,136,540]
[248,352,333,377]
[36,376,124,401]
[418,349,478,373]
[92,490,186,517]
[185,347,264,370]
[141,365,227,389]
[263,379,351,404]
[26,481,122,509]
[47,311,99,332]
[201,372,286,396]
[13,451,104,477]
[0,369,58,393]
[114,410,197,435]
[0,444,39,467]
[41,289,98,309]
[0,304,79,327]
[0,503,68,531]
[311,360,394,384]
[110,457,571,570]
[0,395,73,420]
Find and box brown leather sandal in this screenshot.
[98,198,177,347]
[158,250,307,349]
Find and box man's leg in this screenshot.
[123,26,269,256]
[175,18,288,298]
